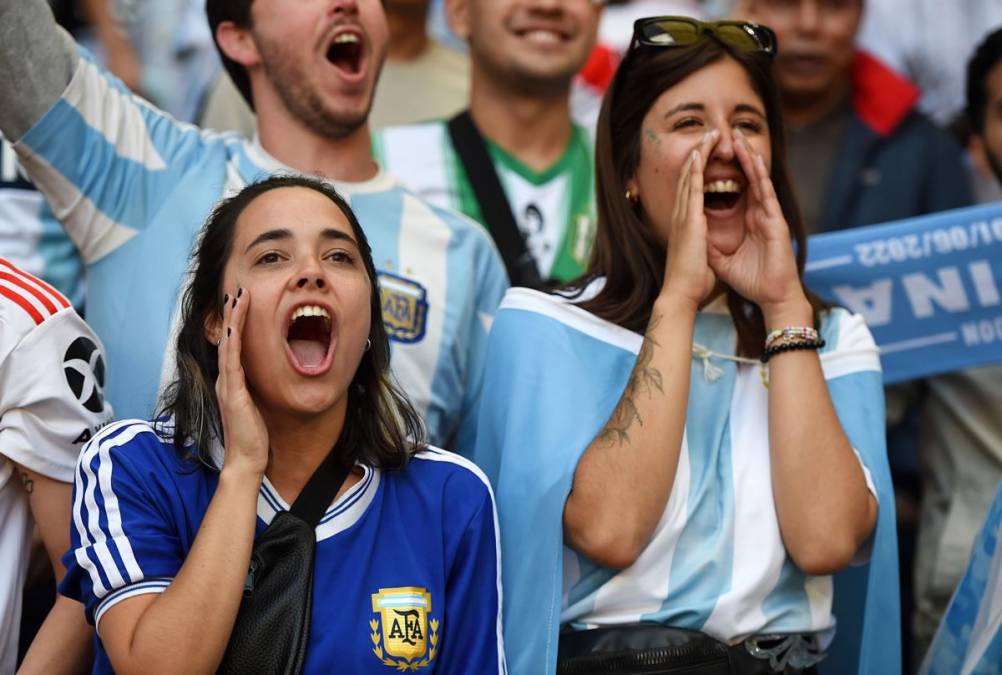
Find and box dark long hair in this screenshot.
[579,35,825,357]
[156,174,423,470]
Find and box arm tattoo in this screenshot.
[18,471,34,495]
[598,315,665,445]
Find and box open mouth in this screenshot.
[286,304,334,373]
[703,179,743,212]
[326,32,363,76]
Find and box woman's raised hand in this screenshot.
[706,129,807,317]
[660,130,719,310]
[216,288,270,477]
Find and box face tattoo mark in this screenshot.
[644,128,662,147]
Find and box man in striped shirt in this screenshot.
[0,258,112,673]
[0,0,508,451]
[375,0,602,286]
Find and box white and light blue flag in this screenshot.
[806,202,1002,382]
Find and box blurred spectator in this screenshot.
[0,259,112,673]
[80,0,142,94]
[887,29,1002,666]
[856,2,1002,208]
[376,0,601,286]
[198,69,255,136]
[369,0,470,128]
[856,0,1002,129]
[740,0,972,234]
[201,0,470,134]
[105,0,220,123]
[0,135,84,311]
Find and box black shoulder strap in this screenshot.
[447,110,545,289]
[289,442,353,528]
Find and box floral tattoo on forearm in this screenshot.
[598,314,664,445]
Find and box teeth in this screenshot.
[523,29,562,44]
[292,305,330,321]
[704,180,741,194]
[334,33,359,44]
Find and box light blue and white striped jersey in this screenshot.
[473,285,900,675]
[0,133,84,309]
[60,419,506,674]
[12,49,509,448]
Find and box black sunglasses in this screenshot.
[629,16,777,59]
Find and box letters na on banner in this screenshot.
[804,202,1002,384]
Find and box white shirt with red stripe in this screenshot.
[0,257,112,672]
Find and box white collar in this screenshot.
[245,134,398,196]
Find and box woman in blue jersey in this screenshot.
[60,175,505,674]
[473,17,898,675]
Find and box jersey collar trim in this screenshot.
[484,124,590,186]
[245,135,399,195]
[256,463,382,541]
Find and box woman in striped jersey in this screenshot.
[474,16,898,675]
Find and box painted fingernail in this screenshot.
[692,149,700,162]
[734,128,745,139]
[237,287,243,298]
[227,327,232,336]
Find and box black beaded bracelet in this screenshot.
[760,338,826,363]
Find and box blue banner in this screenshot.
[805,203,1002,383]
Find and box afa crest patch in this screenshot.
[378,272,428,344]
[370,586,439,671]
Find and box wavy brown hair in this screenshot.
[577,34,825,357]
[156,174,424,470]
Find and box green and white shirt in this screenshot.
[375,120,596,283]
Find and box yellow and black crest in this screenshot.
[370,586,439,671]
[378,272,428,344]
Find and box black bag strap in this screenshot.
[288,441,353,528]
[447,110,545,289]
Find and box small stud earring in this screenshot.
[625,188,638,204]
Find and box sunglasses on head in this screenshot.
[629,16,777,59]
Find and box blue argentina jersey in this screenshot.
[60,420,506,674]
[0,133,84,309]
[473,286,899,675]
[12,48,508,448]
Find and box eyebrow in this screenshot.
[663,102,767,120]
[243,227,358,253]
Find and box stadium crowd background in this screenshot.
[1,0,1001,673]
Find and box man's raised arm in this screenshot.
[0,0,78,140]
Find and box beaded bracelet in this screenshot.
[760,338,826,363]
[764,326,819,351]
